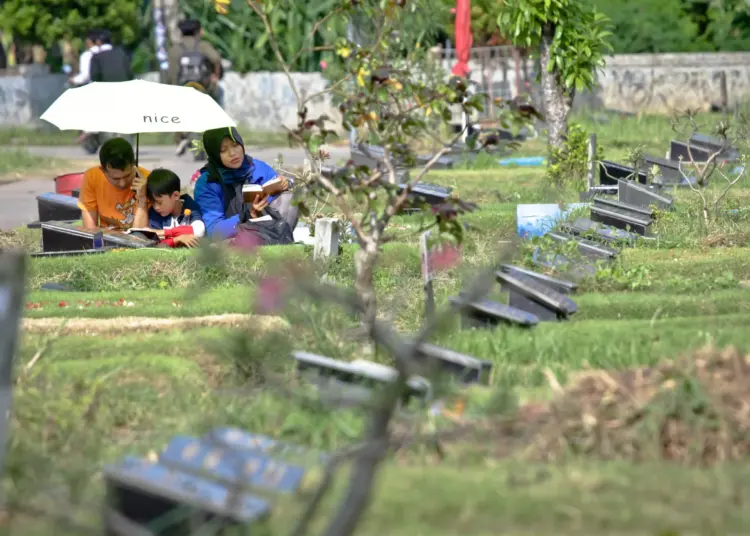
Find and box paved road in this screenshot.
[0,145,350,230]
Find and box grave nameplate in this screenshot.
[499,264,578,294]
[36,192,82,222]
[104,456,271,532]
[205,427,329,465]
[41,222,154,252]
[618,179,674,210]
[293,351,430,400]
[159,436,315,495]
[449,296,539,328]
[0,253,24,478]
[562,217,638,244]
[413,342,493,384]
[668,140,713,163]
[598,160,647,186]
[496,270,578,321]
[688,133,741,161]
[546,231,619,262]
[642,155,683,183]
[590,203,653,235]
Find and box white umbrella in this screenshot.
[40,79,235,161]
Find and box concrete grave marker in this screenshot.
[313,218,340,261]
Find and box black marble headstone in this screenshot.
[590,199,653,235]
[561,217,638,244]
[496,270,578,321]
[449,296,539,328]
[598,160,647,186]
[399,182,453,205]
[499,264,578,294]
[687,133,740,161]
[669,140,713,163]
[413,343,493,384]
[546,231,619,262]
[36,192,82,222]
[40,222,154,252]
[617,179,674,211]
[642,155,683,184]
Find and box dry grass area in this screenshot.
[22,313,289,335]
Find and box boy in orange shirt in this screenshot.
[78,137,151,229]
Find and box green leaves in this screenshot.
[1,0,140,48]
[496,0,613,93]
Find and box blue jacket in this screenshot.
[193,158,278,239]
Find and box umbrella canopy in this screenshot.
[40,79,236,134]
[451,0,472,78]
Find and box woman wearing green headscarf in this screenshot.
[193,127,298,240]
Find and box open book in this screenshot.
[124,228,161,240]
[242,177,285,203]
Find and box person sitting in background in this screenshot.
[78,137,150,230]
[146,168,205,248]
[194,127,298,240]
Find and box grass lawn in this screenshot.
[0,148,75,182]
[5,110,750,534]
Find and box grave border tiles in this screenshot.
[414,342,493,385]
[617,179,674,210]
[561,217,638,244]
[495,270,578,321]
[545,231,619,262]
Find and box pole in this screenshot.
[586,134,597,191]
[346,20,357,150]
[153,0,169,84]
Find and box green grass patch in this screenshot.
[0,148,70,179]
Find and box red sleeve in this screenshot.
[164,226,195,238]
[160,238,176,247]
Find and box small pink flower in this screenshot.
[190,169,201,184]
[428,245,461,271]
[320,60,328,70]
[255,277,286,314]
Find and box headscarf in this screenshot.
[201,126,255,185]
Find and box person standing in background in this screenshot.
[69,30,100,86]
[90,29,132,83]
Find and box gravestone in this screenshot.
[668,140,713,163]
[352,144,454,171]
[0,252,24,480]
[104,427,329,534]
[313,218,340,261]
[40,222,154,252]
[36,192,81,222]
[642,155,683,184]
[499,264,578,294]
[413,342,493,384]
[449,296,539,328]
[496,270,578,321]
[71,188,80,198]
[561,217,638,244]
[400,182,453,207]
[689,133,741,161]
[598,160,647,186]
[546,231,619,262]
[531,248,598,281]
[293,351,430,401]
[618,179,674,211]
[590,199,653,235]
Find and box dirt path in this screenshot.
[22,314,288,336]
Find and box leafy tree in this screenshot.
[0,0,140,49]
[245,0,533,329]
[497,0,612,154]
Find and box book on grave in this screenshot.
[242,178,285,203]
[124,228,161,240]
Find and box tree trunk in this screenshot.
[354,245,378,331]
[162,0,181,47]
[539,23,574,153]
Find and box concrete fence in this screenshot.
[3,50,750,131]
